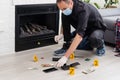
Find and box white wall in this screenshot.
[0,0,15,55]
[13,0,56,5]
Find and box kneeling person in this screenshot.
[54,0,107,67]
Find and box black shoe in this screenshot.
[54,42,71,56]
[96,40,105,56]
[54,48,67,56]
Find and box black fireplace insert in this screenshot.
[15,4,59,51]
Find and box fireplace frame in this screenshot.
[15,4,59,51]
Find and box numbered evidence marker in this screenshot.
[69,67,75,75]
[93,59,99,67]
[33,55,39,62]
[69,53,75,60]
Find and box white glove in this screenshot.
[54,56,68,68]
[54,34,63,42]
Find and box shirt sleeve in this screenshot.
[76,8,89,37]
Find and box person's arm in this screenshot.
[64,33,82,58]
[65,7,89,58]
[54,25,63,42]
[55,33,82,67]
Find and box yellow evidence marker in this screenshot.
[33,55,38,62]
[69,53,75,60]
[69,67,75,75]
[93,59,99,67]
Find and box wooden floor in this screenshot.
[0,43,120,80]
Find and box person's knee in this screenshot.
[89,30,104,48]
[90,30,104,40]
[89,38,103,48]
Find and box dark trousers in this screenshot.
[63,29,105,49]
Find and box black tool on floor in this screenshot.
[61,62,80,70]
[52,56,84,62]
[52,57,61,61]
[61,64,70,70]
[43,67,58,73]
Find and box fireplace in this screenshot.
[15,4,59,51]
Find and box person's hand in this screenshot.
[54,56,68,68]
[54,34,63,42]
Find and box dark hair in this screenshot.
[56,0,70,3]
